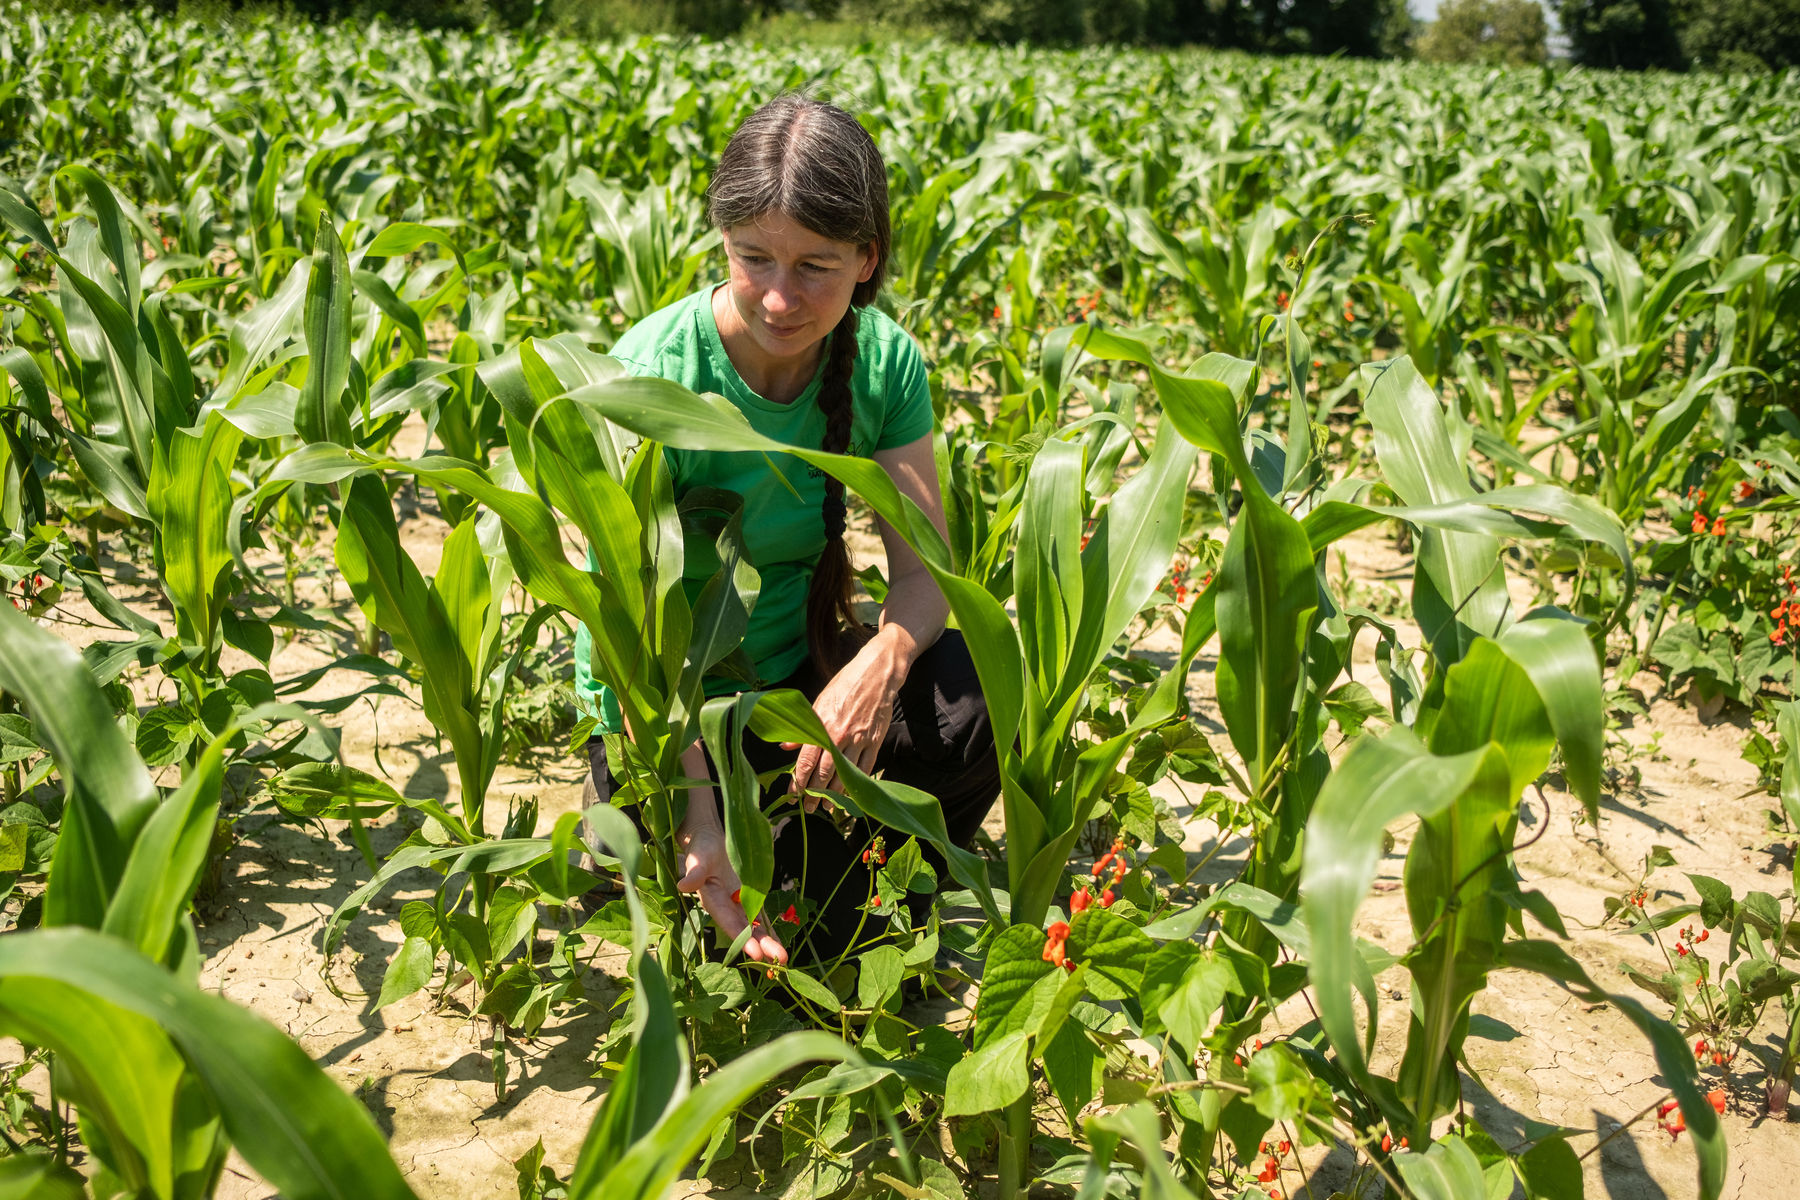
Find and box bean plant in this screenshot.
[5,7,1800,1198]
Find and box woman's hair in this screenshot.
[707,95,892,676]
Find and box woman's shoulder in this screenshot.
[852,304,927,376]
[609,286,714,375]
[852,304,934,449]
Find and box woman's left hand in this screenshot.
[783,632,909,810]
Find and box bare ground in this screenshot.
[8,481,1799,1199]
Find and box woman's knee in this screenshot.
[895,631,991,758]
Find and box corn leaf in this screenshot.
[0,928,417,1200]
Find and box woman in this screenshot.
[575,95,1000,968]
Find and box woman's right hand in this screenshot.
[676,823,789,966]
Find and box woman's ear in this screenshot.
[856,241,877,284]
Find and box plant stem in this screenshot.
[1148,1076,1406,1198]
[1771,1004,1797,1117]
[49,1065,64,1165]
[1642,556,1690,665]
[1578,1093,1667,1162]
[996,1091,1032,1200]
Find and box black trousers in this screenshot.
[581,629,1001,966]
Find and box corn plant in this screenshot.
[558,362,1210,1193]
[553,803,913,1200]
[0,173,321,767]
[1040,322,1642,1179]
[0,599,416,1200]
[8,13,1800,1195]
[244,337,999,1102]
[567,167,719,326]
[1120,205,1289,360]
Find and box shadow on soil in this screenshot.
[1593,1108,1669,1200]
[202,786,616,1117]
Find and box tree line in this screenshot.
[52,0,1800,71]
[1557,0,1800,72]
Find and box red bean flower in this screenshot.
[1042,921,1072,970]
[1660,1103,1686,1140]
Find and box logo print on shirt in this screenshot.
[808,440,864,477]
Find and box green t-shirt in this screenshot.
[573,284,936,731]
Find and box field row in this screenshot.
[0,8,1797,1200]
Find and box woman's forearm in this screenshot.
[676,742,721,840]
[871,565,948,680]
[866,435,950,685]
[667,735,784,962]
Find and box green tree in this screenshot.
[1088,0,1251,47]
[1553,0,1684,69]
[1084,0,1156,43]
[549,0,755,35]
[1234,0,1407,55]
[870,0,1408,50]
[1673,0,1800,70]
[1418,0,1547,65]
[874,0,1086,42]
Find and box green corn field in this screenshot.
[1,6,1799,1199]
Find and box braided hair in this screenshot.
[707,95,892,676]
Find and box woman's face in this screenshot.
[718,212,876,368]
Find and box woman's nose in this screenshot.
[762,271,800,314]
